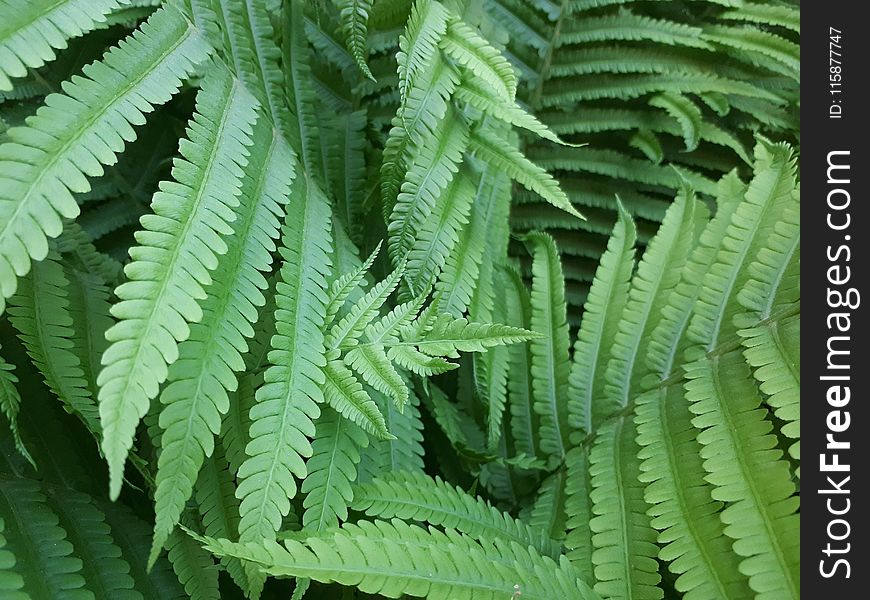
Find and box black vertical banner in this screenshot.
[803,2,868,595]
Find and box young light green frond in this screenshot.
[454,79,572,146]
[380,59,459,212]
[468,127,582,219]
[7,252,101,437]
[322,360,392,439]
[685,350,799,600]
[440,17,517,101]
[327,260,406,351]
[405,169,476,297]
[688,141,797,350]
[402,313,539,356]
[150,118,292,566]
[0,349,31,466]
[635,382,751,600]
[99,65,259,500]
[523,232,571,462]
[345,345,408,408]
[194,518,595,600]
[0,4,211,309]
[301,406,369,531]
[435,166,511,317]
[352,470,561,558]
[388,111,469,266]
[397,0,450,102]
[0,0,122,91]
[603,192,701,411]
[0,477,85,598]
[568,203,636,432]
[336,0,376,80]
[236,179,331,543]
[326,241,381,327]
[589,416,662,600]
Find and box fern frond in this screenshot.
[559,10,711,49]
[685,350,799,600]
[440,17,517,101]
[8,252,101,436]
[0,477,85,598]
[166,526,219,600]
[345,345,408,408]
[635,383,750,600]
[0,350,31,466]
[195,445,248,594]
[589,416,662,600]
[301,406,368,531]
[397,0,450,103]
[564,445,593,583]
[236,179,331,543]
[322,360,392,439]
[468,127,582,219]
[195,518,595,600]
[150,118,292,565]
[358,387,425,479]
[44,485,139,599]
[568,203,635,432]
[603,191,701,412]
[522,232,571,462]
[352,470,561,558]
[336,0,376,80]
[435,166,511,317]
[387,111,469,265]
[0,0,122,91]
[0,4,211,309]
[648,93,701,152]
[405,169,476,297]
[99,65,259,499]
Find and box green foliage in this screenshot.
[0,1,799,599]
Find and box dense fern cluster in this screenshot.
[0,0,798,599]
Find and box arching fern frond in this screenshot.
[194,518,596,600]
[0,0,122,91]
[99,64,259,500]
[0,4,211,311]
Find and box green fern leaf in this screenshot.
[336,0,376,80]
[195,518,595,600]
[8,252,101,436]
[589,416,662,600]
[99,65,259,499]
[149,117,292,566]
[469,127,582,219]
[523,232,571,461]
[352,470,561,558]
[0,4,211,310]
[301,406,368,531]
[0,350,31,466]
[0,0,122,91]
[568,203,635,432]
[322,360,392,439]
[235,178,331,544]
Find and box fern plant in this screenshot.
[0,0,798,599]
